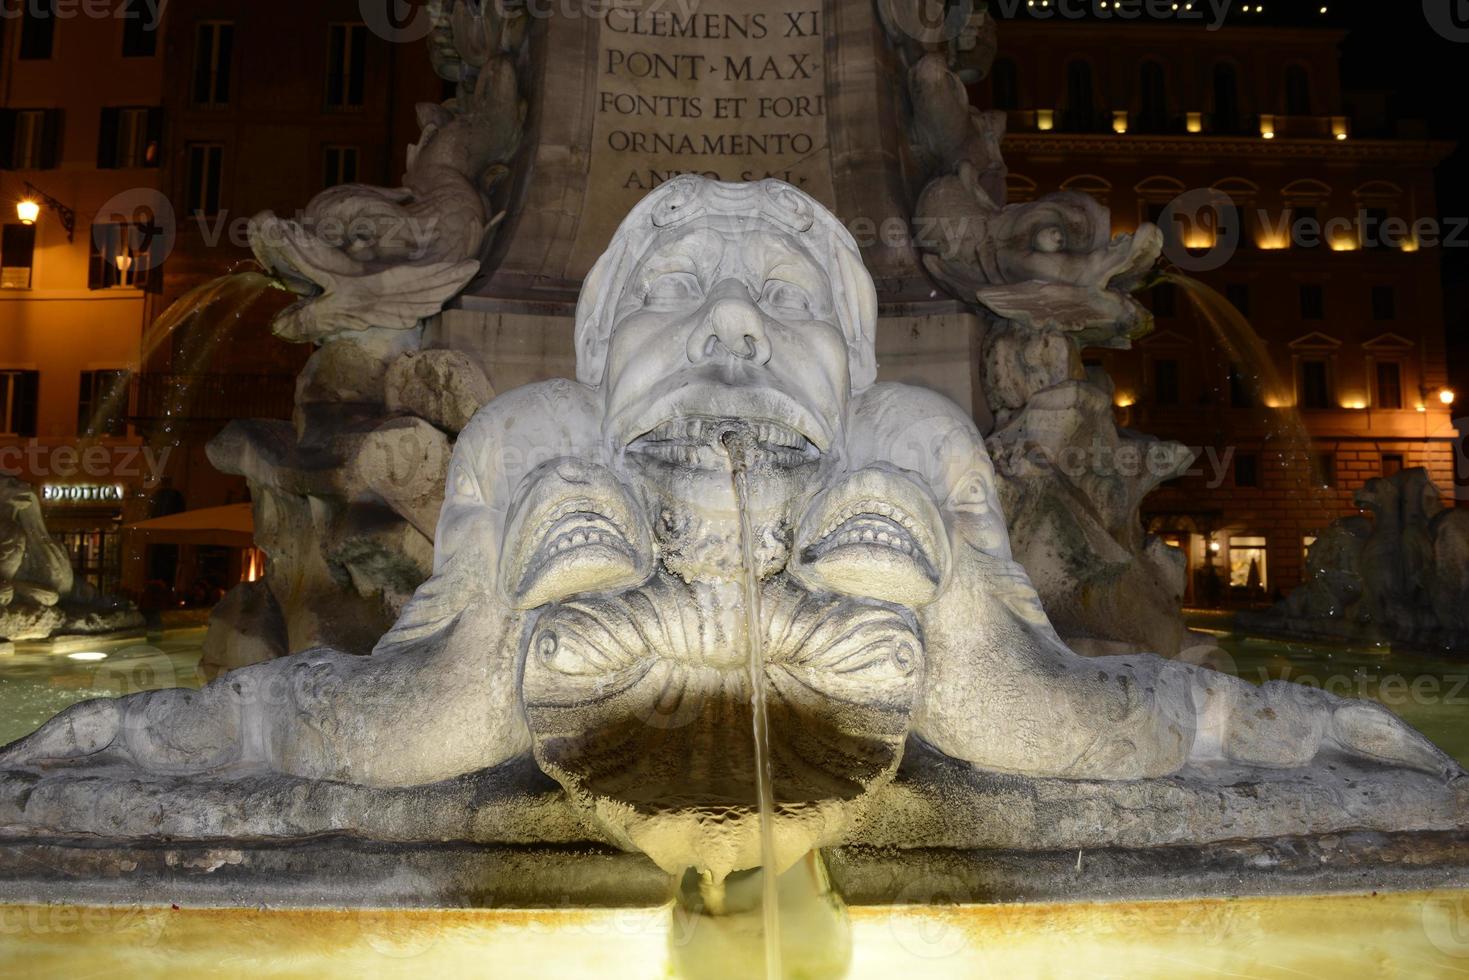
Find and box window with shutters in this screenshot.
[98,107,162,169]
[1233,453,1260,488]
[4,109,62,170]
[0,372,40,438]
[1299,359,1332,410]
[1152,358,1180,406]
[1299,284,1324,320]
[77,370,131,437]
[326,24,368,108]
[991,58,1018,110]
[1371,286,1397,321]
[1228,365,1255,408]
[89,222,156,290]
[121,0,159,57]
[194,22,235,106]
[1225,283,1251,317]
[1375,361,1403,410]
[323,146,359,188]
[186,143,225,216]
[1,225,37,290]
[19,3,55,60]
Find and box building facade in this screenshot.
[1,1,442,600]
[985,14,1461,606]
[0,4,165,595]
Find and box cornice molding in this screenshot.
[1002,133,1454,165]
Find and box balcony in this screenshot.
[131,373,295,424]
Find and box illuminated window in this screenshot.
[1228,536,1268,590]
[1,225,37,290]
[1375,362,1403,410]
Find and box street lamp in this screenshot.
[15,182,76,242]
[1441,388,1457,407]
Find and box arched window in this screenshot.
[1285,66,1312,115]
[1212,63,1240,133]
[991,57,1018,110]
[1064,60,1096,131]
[1138,62,1168,132]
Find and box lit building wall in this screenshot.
[986,19,1460,603]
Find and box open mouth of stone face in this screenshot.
[805,501,937,580]
[627,416,820,471]
[524,510,634,579]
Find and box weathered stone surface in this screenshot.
[201,579,287,677]
[385,349,494,434]
[1244,468,1469,652]
[0,478,144,641]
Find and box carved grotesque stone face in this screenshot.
[508,182,937,880]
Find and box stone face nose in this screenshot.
[688,284,772,365]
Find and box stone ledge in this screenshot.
[1,743,1462,856]
[0,830,1465,909]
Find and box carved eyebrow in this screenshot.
[629,232,724,294]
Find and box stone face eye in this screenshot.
[451,463,481,503]
[760,279,813,315]
[1033,226,1065,253]
[644,272,702,307]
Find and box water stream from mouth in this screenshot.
[720,424,783,980]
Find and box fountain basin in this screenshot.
[3,881,1469,976]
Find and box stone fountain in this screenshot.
[1,180,1465,917]
[1242,467,1469,653]
[0,477,143,649]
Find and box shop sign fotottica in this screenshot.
[41,484,125,505]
